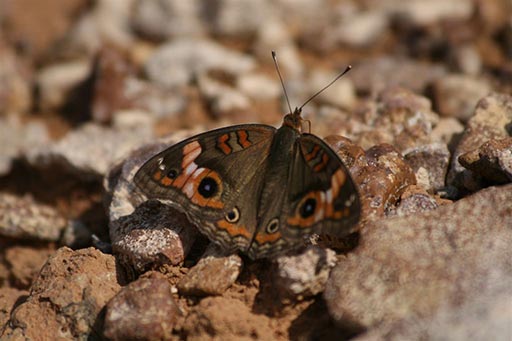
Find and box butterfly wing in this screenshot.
[282,133,361,239]
[134,124,276,252]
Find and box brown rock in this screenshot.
[352,144,417,220]
[448,93,512,192]
[104,272,181,341]
[386,185,439,217]
[183,297,275,341]
[325,135,366,170]
[0,41,32,115]
[5,246,54,289]
[2,247,121,340]
[0,192,67,241]
[177,249,242,297]
[432,74,492,122]
[324,184,512,329]
[404,143,450,193]
[458,137,512,184]
[112,200,199,274]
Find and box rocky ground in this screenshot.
[1,0,512,340]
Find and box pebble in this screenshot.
[0,192,67,241]
[104,272,181,340]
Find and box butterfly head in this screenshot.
[283,107,304,132]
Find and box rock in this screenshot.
[144,39,255,88]
[177,248,242,296]
[104,272,181,340]
[0,116,50,176]
[386,185,439,217]
[0,42,32,115]
[432,74,492,122]
[354,282,512,341]
[448,93,512,191]
[183,297,275,340]
[132,0,204,40]
[197,74,250,115]
[333,8,389,47]
[308,70,356,109]
[112,201,199,274]
[273,246,337,299]
[60,0,135,56]
[352,144,417,220]
[28,122,153,178]
[237,73,281,101]
[0,192,67,241]
[449,43,482,76]
[324,184,512,329]
[389,0,474,26]
[2,247,121,340]
[430,117,464,145]
[106,134,200,273]
[0,288,28,329]
[36,60,91,112]
[350,57,446,95]
[352,87,439,152]
[0,0,90,60]
[404,143,450,193]
[458,137,512,184]
[5,246,54,289]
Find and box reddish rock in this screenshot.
[352,144,417,220]
[1,247,121,340]
[177,249,242,297]
[104,272,181,340]
[448,93,512,192]
[458,137,512,184]
[404,143,450,193]
[0,288,28,329]
[386,185,439,217]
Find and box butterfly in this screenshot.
[134,54,361,259]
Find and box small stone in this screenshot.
[458,137,512,184]
[352,144,417,220]
[132,0,204,40]
[0,192,67,241]
[2,247,121,340]
[177,249,242,296]
[197,74,250,114]
[183,297,275,340]
[432,74,492,122]
[324,184,512,329]
[36,60,91,112]
[28,122,153,178]
[145,39,255,88]
[112,201,199,273]
[449,43,482,76]
[350,57,446,95]
[387,185,439,217]
[308,70,356,109]
[448,93,512,191]
[237,73,281,101]
[404,143,450,193]
[104,272,181,341]
[0,116,50,176]
[430,117,464,145]
[391,0,474,26]
[273,246,337,299]
[334,9,389,47]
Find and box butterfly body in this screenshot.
[134,109,361,259]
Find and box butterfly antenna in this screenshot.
[298,65,352,111]
[272,51,294,115]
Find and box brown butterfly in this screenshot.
[134,52,361,259]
